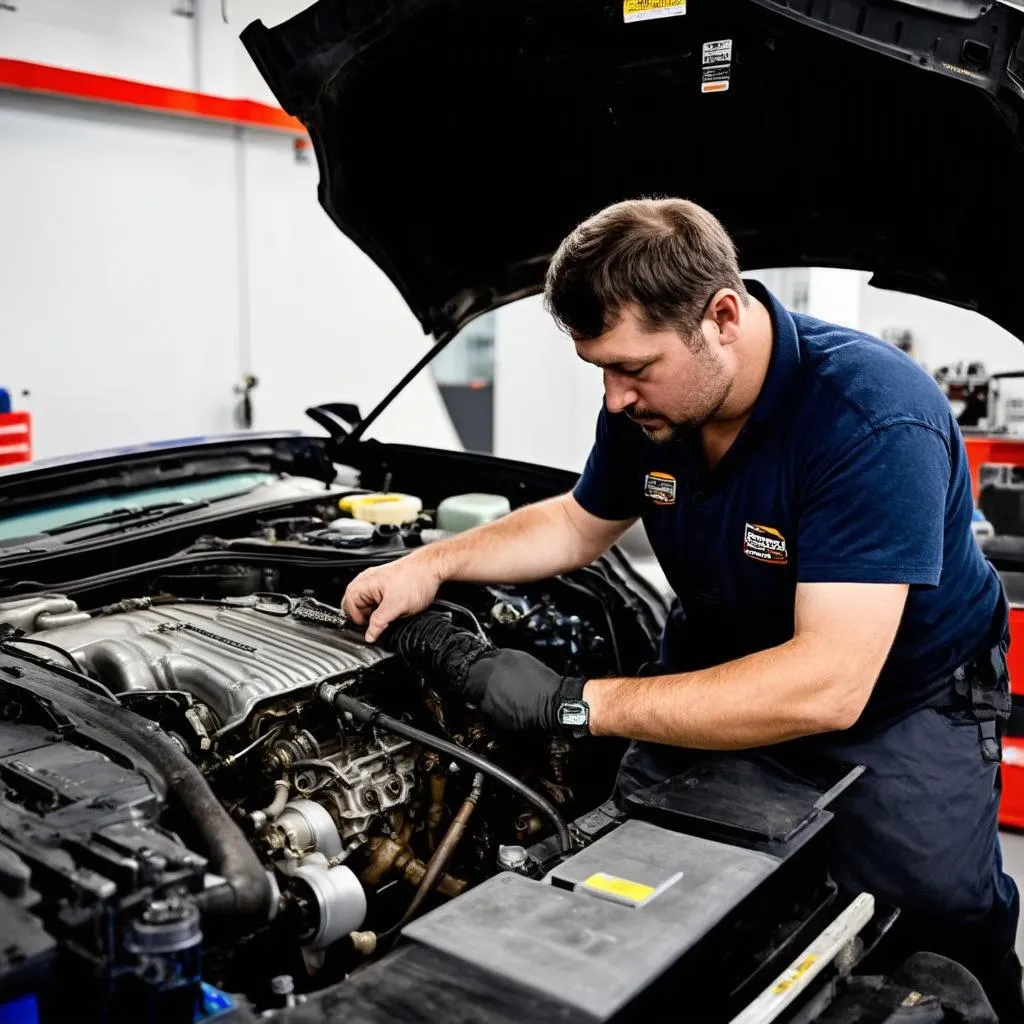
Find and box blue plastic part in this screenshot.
[197,982,235,1020]
[0,995,39,1024]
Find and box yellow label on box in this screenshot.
[623,0,686,23]
[581,872,656,904]
[771,955,818,995]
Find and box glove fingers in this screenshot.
[382,612,491,691]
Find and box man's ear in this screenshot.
[707,289,744,346]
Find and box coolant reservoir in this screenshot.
[338,492,423,526]
[436,493,511,533]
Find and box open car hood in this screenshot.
[242,0,1024,344]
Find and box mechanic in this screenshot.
[342,198,1022,1018]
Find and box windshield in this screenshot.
[0,471,278,542]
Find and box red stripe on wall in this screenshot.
[0,58,306,136]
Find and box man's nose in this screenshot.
[604,371,638,414]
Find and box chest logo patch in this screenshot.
[644,471,677,505]
[743,522,789,565]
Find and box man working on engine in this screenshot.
[342,198,1022,1017]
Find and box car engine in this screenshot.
[0,507,663,1020]
[0,496,991,1023]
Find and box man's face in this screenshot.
[573,305,736,443]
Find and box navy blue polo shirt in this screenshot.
[573,280,1005,724]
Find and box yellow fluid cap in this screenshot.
[338,492,423,526]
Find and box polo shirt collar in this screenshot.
[742,278,802,427]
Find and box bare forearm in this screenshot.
[421,495,613,586]
[584,636,864,749]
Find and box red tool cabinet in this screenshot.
[1002,607,1024,829]
[0,411,31,467]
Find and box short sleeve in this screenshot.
[796,422,951,586]
[572,407,645,521]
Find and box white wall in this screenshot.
[0,0,459,460]
[0,0,196,88]
[0,94,244,457]
[493,296,604,473]
[0,0,317,97]
[858,277,1023,376]
[240,132,457,446]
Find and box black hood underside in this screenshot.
[242,0,1024,342]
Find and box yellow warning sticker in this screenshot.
[581,872,656,905]
[623,0,686,24]
[771,955,819,995]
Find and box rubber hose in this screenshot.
[1,657,272,930]
[389,772,483,939]
[263,779,291,821]
[318,682,572,854]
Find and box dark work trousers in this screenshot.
[616,704,1024,1021]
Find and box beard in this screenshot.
[627,354,734,444]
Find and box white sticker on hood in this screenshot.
[701,38,733,93]
[623,0,686,24]
[702,39,733,64]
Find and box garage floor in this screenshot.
[1002,830,1024,954]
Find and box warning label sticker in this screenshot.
[701,38,733,93]
[702,38,733,65]
[701,68,730,93]
[623,0,686,24]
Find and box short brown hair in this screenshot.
[544,197,747,344]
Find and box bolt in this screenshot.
[271,975,294,996]
[497,845,529,872]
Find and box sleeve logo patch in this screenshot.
[743,522,788,565]
[644,472,677,505]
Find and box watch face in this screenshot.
[558,700,588,727]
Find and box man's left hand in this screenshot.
[463,648,586,732]
[381,612,586,733]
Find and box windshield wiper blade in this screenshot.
[45,500,212,536]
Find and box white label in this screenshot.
[702,38,733,65]
[701,38,733,93]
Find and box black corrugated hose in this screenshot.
[0,654,273,931]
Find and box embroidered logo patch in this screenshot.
[743,522,789,565]
[644,472,677,505]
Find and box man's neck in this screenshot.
[700,298,774,467]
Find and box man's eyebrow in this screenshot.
[586,356,655,370]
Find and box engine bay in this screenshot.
[0,489,669,1020]
[0,483,991,1022]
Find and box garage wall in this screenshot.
[493,296,604,473]
[0,0,459,460]
[858,277,1023,377]
[0,0,312,97]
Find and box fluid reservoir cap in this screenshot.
[497,844,529,872]
[436,493,511,533]
[126,897,202,955]
[339,493,423,526]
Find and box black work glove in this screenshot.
[463,648,586,733]
[382,612,585,733]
